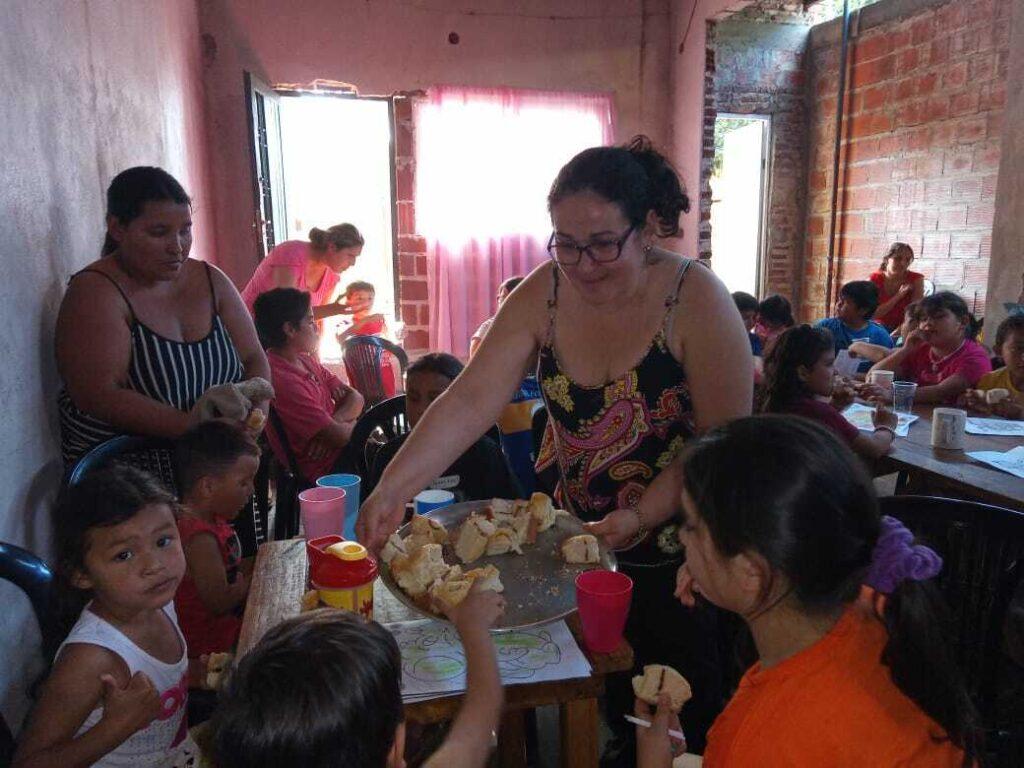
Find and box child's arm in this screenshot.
[424,586,506,768]
[14,645,162,768]
[848,341,891,364]
[183,532,250,616]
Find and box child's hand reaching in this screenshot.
[444,583,506,634]
[99,672,162,736]
[959,389,991,415]
[830,378,856,410]
[635,693,685,768]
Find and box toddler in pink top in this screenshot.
[240,225,363,321]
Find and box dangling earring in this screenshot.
[642,242,653,256]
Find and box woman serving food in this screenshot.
[358,137,752,761]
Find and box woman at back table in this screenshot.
[869,242,925,331]
[357,136,752,762]
[56,167,270,466]
[240,224,364,321]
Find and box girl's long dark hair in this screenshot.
[680,416,978,762]
[50,464,178,655]
[759,324,834,413]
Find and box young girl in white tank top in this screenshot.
[15,466,198,768]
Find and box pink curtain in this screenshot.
[414,86,614,357]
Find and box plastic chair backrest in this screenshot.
[879,495,1024,766]
[0,541,53,636]
[343,336,410,408]
[67,435,178,494]
[349,396,412,481]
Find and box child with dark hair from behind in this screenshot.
[173,420,260,660]
[754,294,795,355]
[761,325,897,460]
[15,466,196,768]
[211,587,505,768]
[731,291,762,357]
[636,416,977,767]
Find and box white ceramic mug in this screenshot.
[868,370,895,388]
[931,408,967,450]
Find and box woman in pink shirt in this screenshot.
[241,224,364,320]
[867,291,991,405]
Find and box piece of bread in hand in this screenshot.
[465,564,504,593]
[393,543,450,597]
[455,514,496,563]
[244,408,267,432]
[206,652,233,690]
[986,388,1010,405]
[486,526,523,556]
[632,664,693,712]
[381,533,408,564]
[430,574,473,612]
[410,514,449,544]
[561,534,600,564]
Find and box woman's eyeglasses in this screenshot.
[546,225,636,266]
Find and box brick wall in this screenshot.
[702,2,814,302]
[801,0,1011,321]
[393,98,430,357]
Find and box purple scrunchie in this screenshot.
[864,515,943,594]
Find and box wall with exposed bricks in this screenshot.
[800,0,1012,321]
[701,2,815,302]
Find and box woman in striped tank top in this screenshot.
[56,167,270,466]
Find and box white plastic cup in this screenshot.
[931,408,967,450]
[868,370,895,388]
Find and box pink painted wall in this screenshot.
[0,0,212,729]
[669,0,752,256]
[199,0,673,285]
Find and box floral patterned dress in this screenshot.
[535,260,696,567]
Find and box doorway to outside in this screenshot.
[245,75,398,364]
[709,114,770,297]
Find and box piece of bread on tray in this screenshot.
[486,526,523,556]
[454,514,497,563]
[392,543,449,597]
[632,664,693,712]
[561,534,600,564]
[381,533,408,564]
[410,514,449,544]
[528,492,557,532]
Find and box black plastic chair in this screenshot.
[349,396,414,484]
[343,336,409,408]
[265,406,314,540]
[0,541,54,763]
[879,495,1024,766]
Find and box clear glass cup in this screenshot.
[892,381,918,414]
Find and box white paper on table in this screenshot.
[967,445,1024,479]
[833,349,861,378]
[965,417,1024,437]
[384,618,592,703]
[843,403,918,437]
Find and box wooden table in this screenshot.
[875,405,1024,510]
[238,539,634,768]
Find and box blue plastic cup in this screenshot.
[413,489,455,516]
[316,474,361,541]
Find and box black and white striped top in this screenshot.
[58,263,244,465]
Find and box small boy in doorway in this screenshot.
[338,280,390,341]
[815,280,894,374]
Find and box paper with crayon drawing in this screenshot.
[843,403,918,437]
[384,618,591,703]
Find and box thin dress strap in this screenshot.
[203,261,218,317]
[75,268,137,322]
[544,262,560,346]
[661,259,695,341]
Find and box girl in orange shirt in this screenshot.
[635,415,978,768]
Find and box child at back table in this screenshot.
[210,587,506,768]
[636,416,977,767]
[173,420,260,659]
[962,314,1024,420]
[761,325,897,460]
[15,466,196,768]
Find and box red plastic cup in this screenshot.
[299,487,346,541]
[575,569,633,653]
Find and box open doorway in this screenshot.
[709,114,770,296]
[276,95,398,362]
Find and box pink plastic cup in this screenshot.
[575,570,633,654]
[299,487,346,541]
